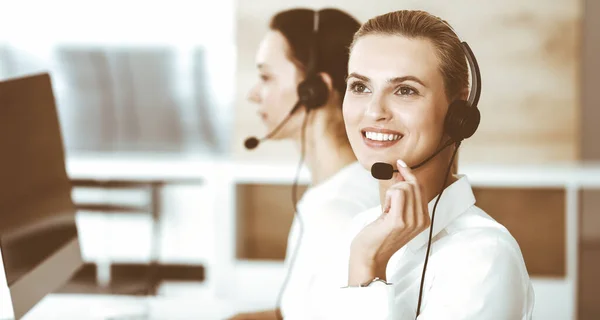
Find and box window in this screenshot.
[0,0,235,155]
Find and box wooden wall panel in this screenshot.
[579,0,600,316]
[473,187,566,277]
[238,183,568,276]
[232,0,582,166]
[581,190,600,242]
[582,0,600,161]
[579,241,600,319]
[236,184,308,260]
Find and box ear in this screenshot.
[458,87,470,102]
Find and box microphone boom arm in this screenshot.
[263,101,303,140]
[370,138,457,180]
[410,139,456,170]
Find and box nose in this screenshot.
[364,93,392,122]
[247,83,261,104]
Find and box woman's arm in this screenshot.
[323,161,428,319]
[328,226,533,319]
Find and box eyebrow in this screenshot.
[257,63,269,70]
[346,72,427,88]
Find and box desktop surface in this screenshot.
[19,293,237,320]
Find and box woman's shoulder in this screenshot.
[437,205,527,266]
[303,162,380,216]
[448,205,514,240]
[330,162,380,204]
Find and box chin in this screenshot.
[356,158,373,172]
[356,156,386,173]
[354,147,401,169]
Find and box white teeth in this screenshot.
[365,131,402,142]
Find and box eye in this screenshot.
[260,74,271,82]
[395,85,418,96]
[348,81,371,94]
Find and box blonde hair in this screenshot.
[350,10,469,102]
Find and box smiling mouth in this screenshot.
[361,129,403,148]
[362,131,403,141]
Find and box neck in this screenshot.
[295,111,357,187]
[378,147,458,208]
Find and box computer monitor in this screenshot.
[0,73,83,319]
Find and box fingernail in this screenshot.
[397,159,407,168]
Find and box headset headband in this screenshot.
[306,10,319,75]
[461,42,481,108]
[440,18,481,108]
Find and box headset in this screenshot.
[243,10,326,320]
[414,33,481,318]
[369,18,482,319]
[415,20,483,319]
[275,11,324,320]
[443,41,481,144]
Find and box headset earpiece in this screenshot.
[296,10,328,112]
[297,73,329,110]
[444,99,480,142]
[443,41,482,143]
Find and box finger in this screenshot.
[407,181,424,226]
[393,183,425,232]
[389,188,406,228]
[384,180,407,213]
[392,159,406,182]
[386,182,412,213]
[383,186,399,214]
[383,189,392,214]
[397,159,417,183]
[397,183,414,229]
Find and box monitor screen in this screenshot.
[0,73,83,320]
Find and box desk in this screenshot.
[20,294,238,320]
[67,153,215,289]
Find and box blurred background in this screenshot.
[0,0,598,319]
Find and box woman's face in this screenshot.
[343,34,450,171]
[247,30,305,140]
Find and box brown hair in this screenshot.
[351,10,469,103]
[270,8,361,100]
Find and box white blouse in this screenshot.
[279,161,381,319]
[305,174,535,319]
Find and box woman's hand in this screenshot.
[348,159,431,286]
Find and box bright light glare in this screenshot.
[0,0,234,46]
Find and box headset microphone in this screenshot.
[244,101,304,150]
[243,137,259,150]
[370,139,456,180]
